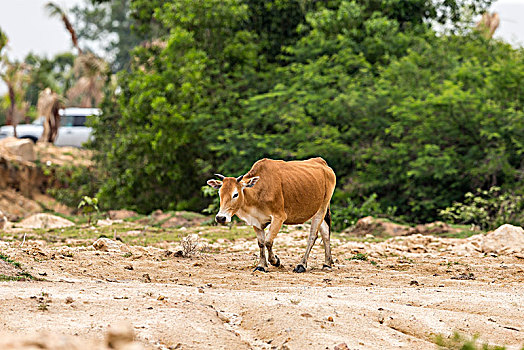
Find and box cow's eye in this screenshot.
[232,193,239,199]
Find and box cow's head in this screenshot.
[207,173,260,224]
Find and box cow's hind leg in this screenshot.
[319,220,333,269]
[294,209,324,273]
[253,227,268,272]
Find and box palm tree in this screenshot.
[0,61,31,135]
[45,2,82,54]
[45,2,107,107]
[67,52,108,107]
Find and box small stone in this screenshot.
[410,280,419,286]
[65,297,74,304]
[327,316,334,322]
[124,265,134,270]
[300,313,312,318]
[334,343,350,350]
[216,311,230,323]
[106,322,135,348]
[142,273,151,283]
[157,295,165,301]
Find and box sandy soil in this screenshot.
[0,225,523,350]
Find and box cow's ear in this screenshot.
[207,179,222,189]
[243,176,260,188]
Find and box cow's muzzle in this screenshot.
[215,215,227,224]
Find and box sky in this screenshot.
[0,0,523,95]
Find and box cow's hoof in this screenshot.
[270,255,281,267]
[293,264,306,273]
[322,264,332,271]
[253,266,267,273]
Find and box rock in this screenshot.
[142,273,151,283]
[17,213,74,229]
[93,238,127,252]
[105,322,142,350]
[481,224,524,256]
[349,216,409,237]
[65,297,74,304]
[97,219,123,226]
[335,343,350,350]
[0,210,8,230]
[0,137,35,162]
[451,273,475,280]
[108,210,138,220]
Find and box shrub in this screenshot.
[332,193,397,232]
[439,187,524,230]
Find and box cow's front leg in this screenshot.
[253,227,268,272]
[265,216,285,268]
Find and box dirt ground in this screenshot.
[0,223,523,350]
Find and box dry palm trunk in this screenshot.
[38,88,63,143]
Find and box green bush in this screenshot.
[440,187,524,230]
[46,165,100,210]
[331,193,397,231]
[89,0,523,224]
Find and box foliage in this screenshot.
[47,165,100,209]
[348,253,368,261]
[88,0,522,227]
[0,27,7,53]
[434,332,506,350]
[440,187,524,230]
[24,53,75,107]
[332,193,397,231]
[201,186,219,215]
[78,195,99,224]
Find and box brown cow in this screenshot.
[207,157,336,273]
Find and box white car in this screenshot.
[0,107,100,147]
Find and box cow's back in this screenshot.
[245,158,335,224]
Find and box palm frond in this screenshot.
[45,2,81,53]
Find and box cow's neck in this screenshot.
[236,205,267,230]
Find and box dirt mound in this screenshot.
[348,216,463,237]
[0,189,72,222]
[34,142,93,167]
[353,224,524,258]
[481,224,524,256]
[0,141,91,222]
[108,210,138,220]
[0,322,145,350]
[0,137,35,162]
[16,213,74,229]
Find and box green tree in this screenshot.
[90,0,517,226]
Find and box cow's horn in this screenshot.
[214,174,225,180]
[236,174,244,182]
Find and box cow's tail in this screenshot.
[324,205,331,237]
